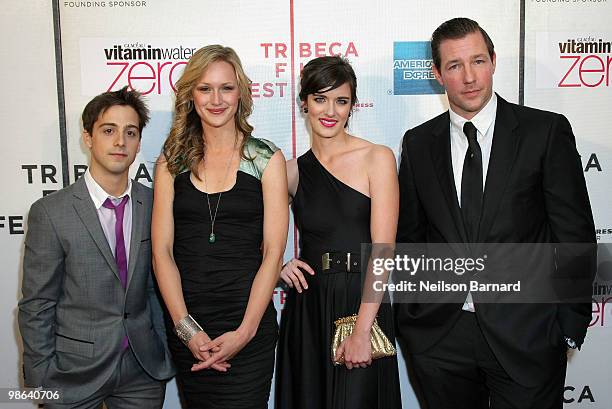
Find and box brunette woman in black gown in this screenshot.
[152,45,288,408]
[275,56,402,409]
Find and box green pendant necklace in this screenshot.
[202,146,236,244]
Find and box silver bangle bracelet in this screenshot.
[174,314,203,346]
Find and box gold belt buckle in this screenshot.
[322,252,331,270]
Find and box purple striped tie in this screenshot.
[103,195,129,349]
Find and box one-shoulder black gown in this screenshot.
[275,149,402,409]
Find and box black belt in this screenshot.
[321,252,361,273]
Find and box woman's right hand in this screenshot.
[280,258,315,293]
[188,331,231,372]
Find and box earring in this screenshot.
[187,100,194,112]
[303,107,308,114]
[348,111,352,117]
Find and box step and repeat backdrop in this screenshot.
[524,1,612,406]
[2,1,611,407]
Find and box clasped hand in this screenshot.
[187,331,230,372]
[334,331,372,370]
[190,329,252,372]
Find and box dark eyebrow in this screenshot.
[96,123,139,130]
[444,59,460,67]
[445,53,489,67]
[313,93,350,99]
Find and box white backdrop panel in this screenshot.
[525,1,612,407]
[1,2,63,408]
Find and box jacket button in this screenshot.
[124,313,129,319]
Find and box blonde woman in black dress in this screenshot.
[152,45,288,408]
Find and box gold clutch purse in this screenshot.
[331,314,396,365]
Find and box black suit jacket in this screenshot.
[395,95,596,387]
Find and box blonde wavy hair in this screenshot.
[162,45,254,177]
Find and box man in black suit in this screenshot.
[395,18,596,408]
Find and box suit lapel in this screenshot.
[477,96,519,242]
[126,182,144,292]
[72,178,120,280]
[430,113,468,244]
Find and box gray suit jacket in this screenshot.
[18,177,175,403]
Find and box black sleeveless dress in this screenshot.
[167,138,279,409]
[275,149,402,409]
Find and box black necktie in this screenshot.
[461,121,482,243]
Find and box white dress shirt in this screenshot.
[449,93,498,311]
[83,169,133,265]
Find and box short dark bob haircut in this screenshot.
[81,86,150,137]
[299,56,357,127]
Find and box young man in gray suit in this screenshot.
[18,86,175,408]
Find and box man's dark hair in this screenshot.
[299,56,357,127]
[431,17,495,69]
[81,86,150,136]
